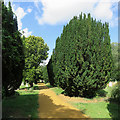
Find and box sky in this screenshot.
[5,0,119,65]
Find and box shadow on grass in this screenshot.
[19,86,31,90]
[61,89,107,99]
[33,85,49,90]
[107,100,120,120]
[2,91,39,119]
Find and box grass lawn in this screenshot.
[71,102,108,118]
[48,83,119,119]
[71,101,120,119]
[2,90,39,119]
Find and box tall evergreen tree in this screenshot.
[2,2,25,96]
[47,13,113,97]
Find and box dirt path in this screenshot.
[37,83,89,119]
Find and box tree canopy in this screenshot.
[22,36,49,86]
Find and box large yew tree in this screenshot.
[2,2,25,96]
[48,13,113,97]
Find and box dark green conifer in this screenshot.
[47,13,113,97]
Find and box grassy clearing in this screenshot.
[71,101,110,118]
[2,90,39,119]
[70,86,120,119]
[71,101,120,119]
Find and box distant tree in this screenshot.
[23,36,49,87]
[111,42,120,81]
[2,2,25,96]
[48,13,113,97]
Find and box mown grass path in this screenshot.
[37,83,89,119]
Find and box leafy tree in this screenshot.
[48,13,113,97]
[2,2,25,96]
[23,36,49,86]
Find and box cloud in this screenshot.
[22,28,32,37]
[11,4,32,36]
[34,0,41,13]
[34,0,118,27]
[13,6,27,30]
[27,8,32,13]
[93,0,113,21]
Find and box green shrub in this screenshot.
[110,82,120,103]
[95,89,107,97]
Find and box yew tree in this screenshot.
[48,13,113,97]
[2,2,25,96]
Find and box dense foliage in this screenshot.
[110,82,120,103]
[23,36,49,86]
[2,2,25,96]
[47,13,113,97]
[42,65,49,83]
[111,42,120,81]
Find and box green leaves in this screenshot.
[23,36,49,84]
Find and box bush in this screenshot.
[95,89,107,97]
[110,82,120,103]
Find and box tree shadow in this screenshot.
[2,91,39,119]
[19,86,31,90]
[107,100,120,120]
[33,85,49,90]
